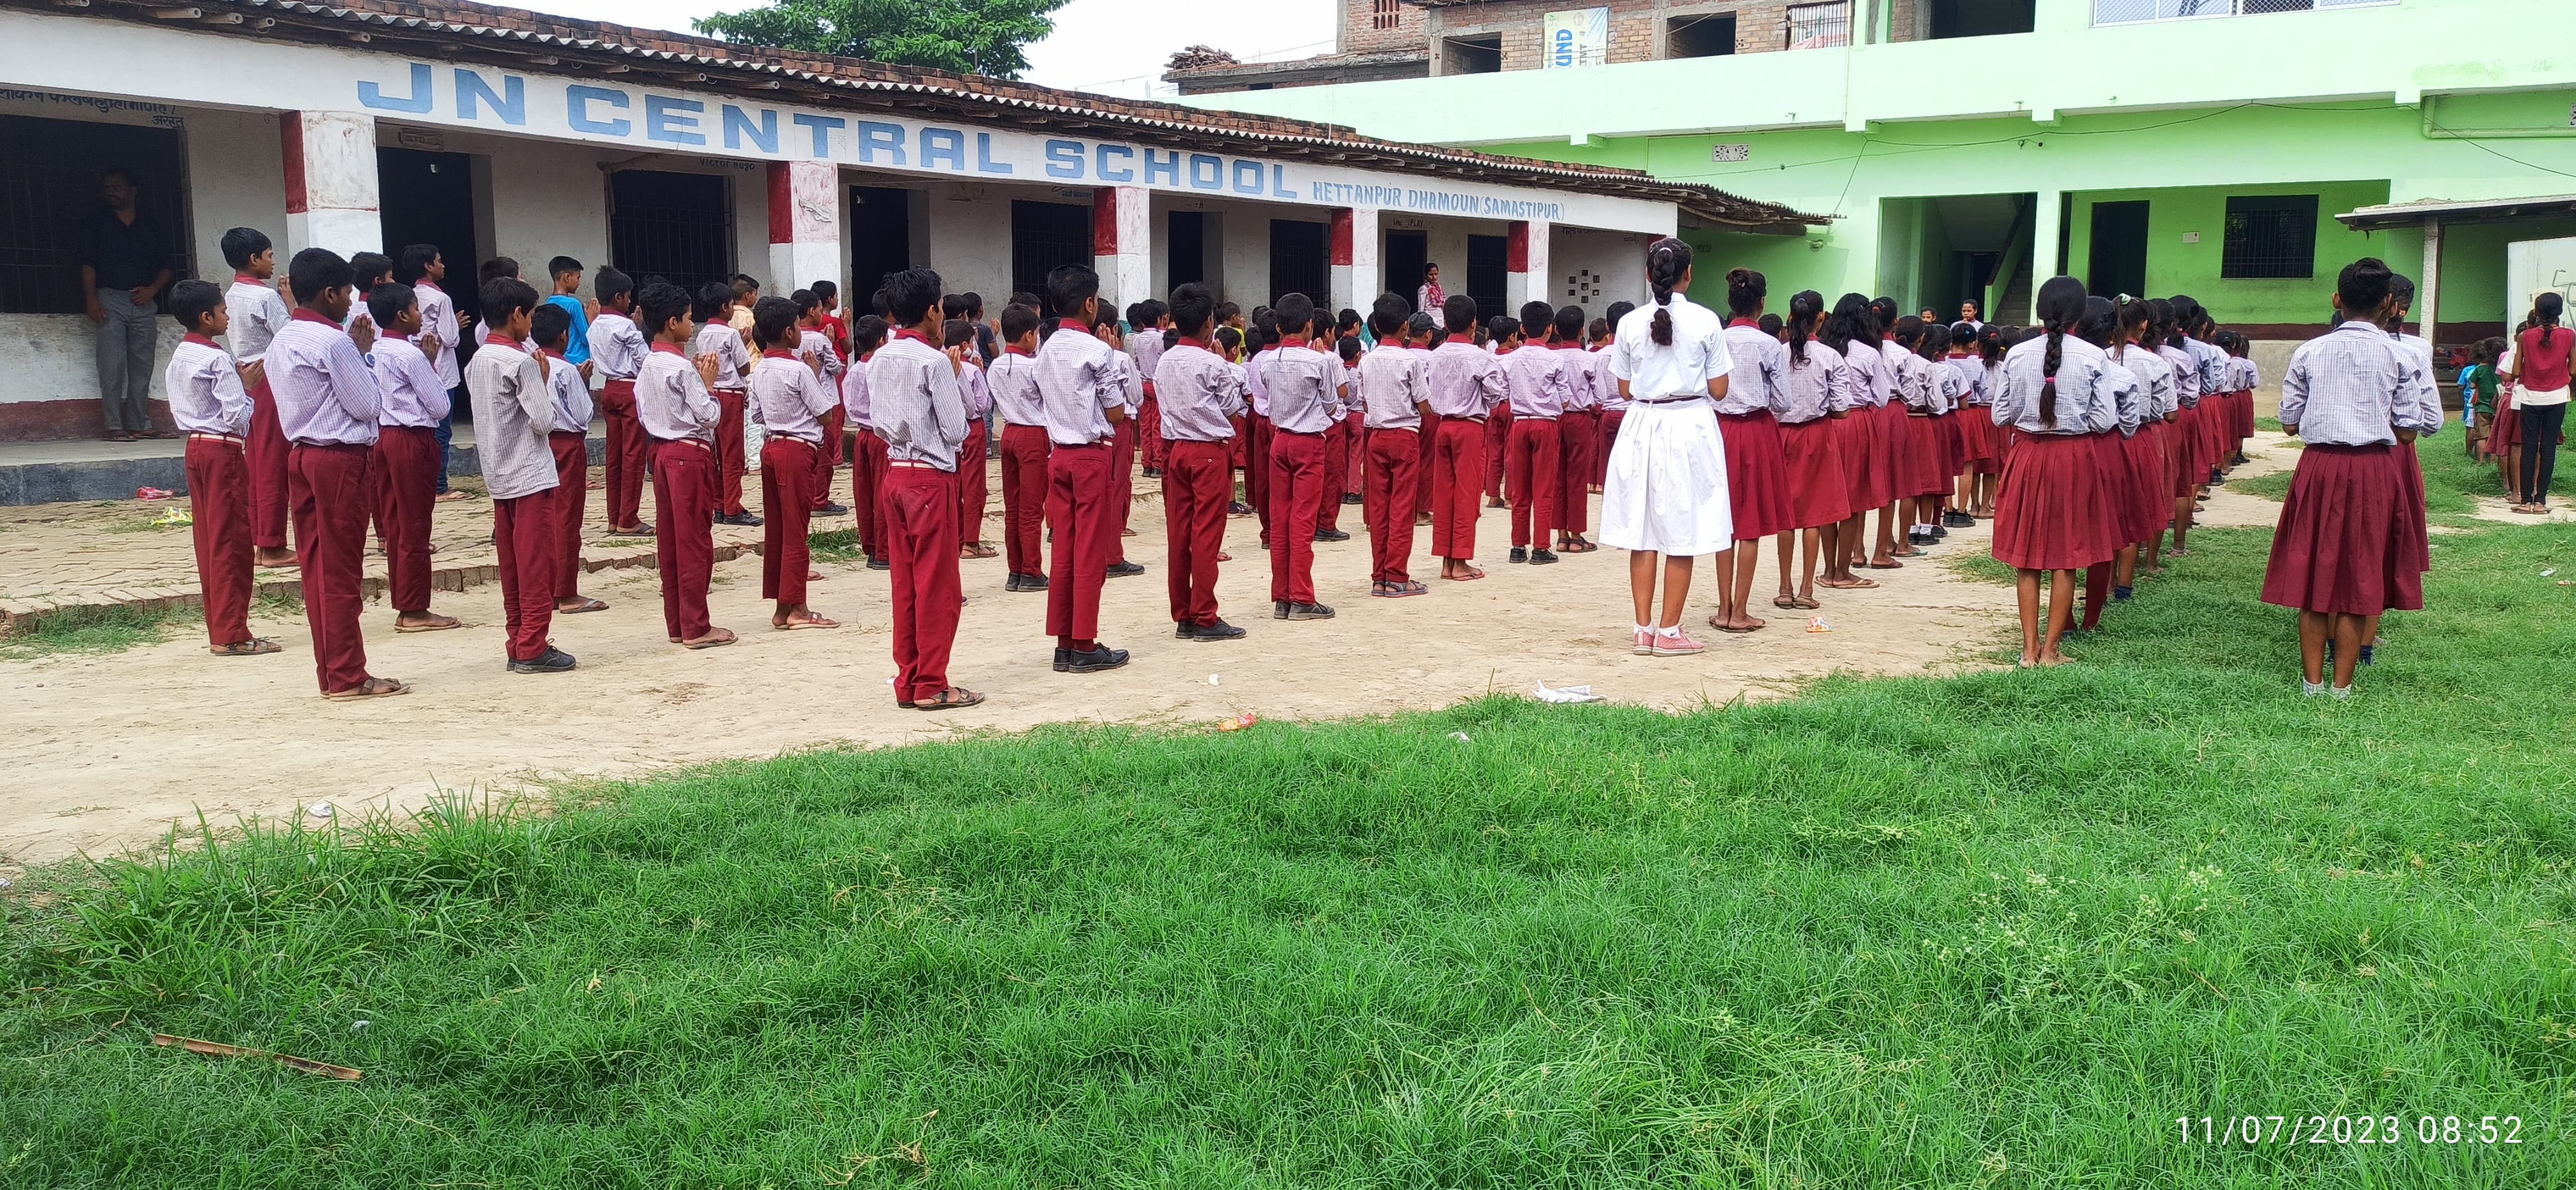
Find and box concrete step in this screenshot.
[0,425,604,505]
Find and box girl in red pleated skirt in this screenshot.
[1777,292,1858,604]
[1993,279,2117,667]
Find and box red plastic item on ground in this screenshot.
[136,486,175,501]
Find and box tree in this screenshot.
[696,0,1070,80]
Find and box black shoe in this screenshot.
[1509,546,1529,564]
[814,501,848,515]
[717,512,763,527]
[1141,467,1160,479]
[1528,548,1559,565]
[866,555,890,571]
[1229,501,1252,515]
[1186,618,1247,641]
[1944,511,1973,528]
[1273,600,1292,619]
[1107,559,1146,577]
[1314,528,1351,543]
[1017,571,1048,592]
[507,646,577,674]
[1052,646,1072,672]
[1930,525,1948,540]
[1284,601,1336,621]
[2113,585,2134,602]
[1341,492,1364,505]
[1064,644,1130,673]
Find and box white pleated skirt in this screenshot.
[1599,397,1733,557]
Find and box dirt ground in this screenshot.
[0,436,2301,872]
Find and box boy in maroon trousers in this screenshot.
[533,303,606,616]
[163,281,277,657]
[987,305,1051,592]
[467,278,574,674]
[1551,304,1601,553]
[1154,282,1249,639]
[587,269,653,536]
[635,282,734,650]
[362,283,461,635]
[751,295,844,631]
[1258,292,1346,620]
[1034,265,1133,673]
[1359,295,1430,597]
[268,248,405,698]
[870,269,982,710]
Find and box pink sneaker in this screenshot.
[1632,628,1655,655]
[1650,629,1705,657]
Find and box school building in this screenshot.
[0,0,1823,451]
[1184,0,2576,365]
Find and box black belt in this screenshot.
[1633,395,1705,406]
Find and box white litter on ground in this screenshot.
[1533,683,1603,704]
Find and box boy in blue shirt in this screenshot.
[542,255,591,372]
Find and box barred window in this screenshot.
[1373,0,1401,30]
[2221,195,2320,280]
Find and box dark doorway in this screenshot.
[1930,0,2035,38]
[848,185,912,301]
[1011,199,1092,316]
[378,146,480,327]
[1268,219,1328,305]
[1167,210,1206,289]
[609,170,732,294]
[0,115,189,316]
[1383,229,1427,311]
[1465,234,1509,323]
[2087,200,2150,302]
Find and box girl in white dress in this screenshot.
[1603,238,1734,657]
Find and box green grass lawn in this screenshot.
[6,507,2575,1184]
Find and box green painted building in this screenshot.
[1189,0,2576,358]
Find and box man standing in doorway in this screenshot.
[83,169,173,441]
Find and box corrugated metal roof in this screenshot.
[13,0,1827,231]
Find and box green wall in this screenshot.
[2061,182,2394,323]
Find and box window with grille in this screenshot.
[608,170,734,295]
[1372,0,1401,30]
[2093,0,2390,25]
[1784,1,1853,49]
[0,115,191,315]
[2221,195,2320,279]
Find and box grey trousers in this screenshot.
[95,287,159,434]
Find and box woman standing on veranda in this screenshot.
[1603,237,1734,658]
[1416,263,1446,322]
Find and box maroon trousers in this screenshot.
[370,424,440,615]
[1319,416,1352,533]
[1365,428,1421,584]
[287,442,373,694]
[1045,442,1114,648]
[1432,417,1487,559]
[1268,428,1327,604]
[1415,411,1442,518]
[1109,418,1138,560]
[1163,438,1231,627]
[185,437,252,647]
[851,429,890,558]
[714,389,749,515]
[956,419,990,547]
[999,423,1050,576]
[246,375,290,550]
[598,378,648,529]
[1506,418,1562,549]
[1557,409,1598,537]
[549,431,588,598]
[887,465,963,702]
[491,486,560,662]
[761,436,818,604]
[809,405,844,511]
[1484,404,1513,500]
[1139,392,1164,470]
[1344,409,1367,497]
[650,439,718,642]
[1598,409,1625,485]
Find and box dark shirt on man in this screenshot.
[85,211,168,292]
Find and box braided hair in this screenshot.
[1645,237,1691,346]
[1786,290,1825,364]
[2034,276,2087,431]
[2536,292,2565,353]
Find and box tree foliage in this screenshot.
[696,0,1071,79]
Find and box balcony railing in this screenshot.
[1784,0,1853,50]
[2094,0,2395,25]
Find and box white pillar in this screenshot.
[1330,206,1380,313]
[766,159,842,293]
[2027,190,2063,323]
[2419,217,2443,349]
[1092,186,1153,317]
[282,111,379,259]
[1506,219,1553,310]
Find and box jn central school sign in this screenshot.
[350,63,1585,225]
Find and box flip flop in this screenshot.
[557,598,609,615]
[682,629,738,650]
[1820,577,1878,589]
[1865,559,1905,569]
[773,615,840,630]
[210,637,282,657]
[324,677,409,700]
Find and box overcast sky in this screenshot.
[524,0,1337,100]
